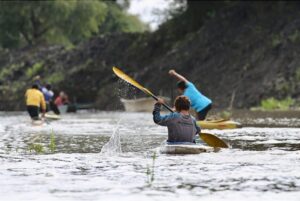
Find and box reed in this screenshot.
[146,151,157,186]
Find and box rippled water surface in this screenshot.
[0,111,300,201]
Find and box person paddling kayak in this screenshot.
[169,69,212,120]
[41,84,60,115]
[25,84,46,120]
[153,95,200,144]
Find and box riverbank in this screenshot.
[0,2,300,111]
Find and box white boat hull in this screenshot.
[160,144,215,154]
[121,97,170,112]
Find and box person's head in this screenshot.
[174,95,190,112]
[32,84,39,89]
[59,91,65,97]
[46,84,52,90]
[176,81,186,94]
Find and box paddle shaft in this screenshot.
[147,93,174,113]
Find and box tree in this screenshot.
[0,0,147,48]
[99,2,148,34]
[0,0,107,48]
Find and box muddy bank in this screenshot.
[229,109,300,128]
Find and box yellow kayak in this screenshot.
[197,119,242,129]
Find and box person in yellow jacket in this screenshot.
[25,84,46,120]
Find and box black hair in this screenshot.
[46,84,52,90]
[176,81,187,90]
[32,84,39,89]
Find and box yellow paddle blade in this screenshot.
[112,66,155,96]
[200,133,229,148]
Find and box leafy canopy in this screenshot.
[0,0,146,48]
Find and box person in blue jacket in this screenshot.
[169,69,212,120]
[41,84,60,115]
[153,96,200,144]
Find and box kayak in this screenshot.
[197,119,242,129]
[44,113,61,120]
[160,144,215,154]
[32,119,44,126]
[58,105,68,114]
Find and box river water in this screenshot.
[0,111,300,201]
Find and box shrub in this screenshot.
[260,97,295,110]
[26,62,44,78]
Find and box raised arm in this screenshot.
[169,69,188,83]
[153,98,176,126]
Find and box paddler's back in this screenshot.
[167,113,198,143]
[25,88,44,107]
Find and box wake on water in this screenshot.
[100,80,137,156]
[100,120,122,156]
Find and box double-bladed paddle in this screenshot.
[112,66,229,148]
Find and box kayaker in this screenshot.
[169,69,212,120]
[41,84,60,115]
[25,84,46,120]
[153,95,200,144]
[54,91,69,107]
[33,75,42,89]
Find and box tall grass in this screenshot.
[28,130,57,154]
[260,97,295,110]
[146,151,157,186]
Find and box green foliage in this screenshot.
[271,34,282,47]
[61,1,107,44]
[206,9,216,19]
[0,0,105,47]
[49,131,56,153]
[0,66,13,80]
[220,110,232,120]
[28,131,57,154]
[288,30,300,43]
[0,1,146,48]
[296,67,300,82]
[260,97,295,110]
[275,80,290,94]
[0,63,23,81]
[29,143,44,154]
[46,72,64,84]
[99,2,147,34]
[146,151,156,186]
[26,62,43,78]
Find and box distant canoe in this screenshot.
[121,97,170,112]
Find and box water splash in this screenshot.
[100,120,122,156]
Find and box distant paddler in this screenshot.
[41,84,60,115]
[169,69,212,120]
[25,84,46,120]
[153,95,200,144]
